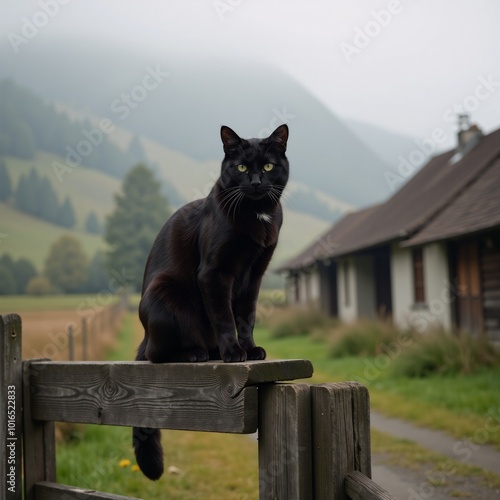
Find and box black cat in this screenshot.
[133,124,289,480]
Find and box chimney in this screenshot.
[457,114,483,150]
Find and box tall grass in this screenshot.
[266,308,500,377]
[390,330,500,377]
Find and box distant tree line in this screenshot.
[0,239,110,296]
[1,160,104,233]
[0,79,133,178]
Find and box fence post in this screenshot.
[1,314,23,500]
[67,324,74,361]
[311,382,371,500]
[258,383,313,499]
[82,317,88,361]
[23,360,56,500]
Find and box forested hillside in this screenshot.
[0,79,133,178]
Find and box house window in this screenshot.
[412,247,425,303]
[343,260,350,307]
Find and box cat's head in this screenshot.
[218,124,289,209]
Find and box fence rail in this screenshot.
[1,313,396,500]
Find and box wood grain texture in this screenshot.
[311,382,371,500]
[345,471,397,500]
[1,314,23,500]
[258,383,313,500]
[23,360,56,500]
[34,481,143,500]
[28,360,312,433]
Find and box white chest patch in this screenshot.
[256,212,272,223]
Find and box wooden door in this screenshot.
[456,240,483,334]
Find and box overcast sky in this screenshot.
[2,0,500,146]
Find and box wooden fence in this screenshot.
[1,313,396,500]
[67,292,129,361]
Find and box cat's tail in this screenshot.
[133,337,163,480]
[133,426,164,480]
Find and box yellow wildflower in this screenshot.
[118,459,131,468]
[131,464,140,472]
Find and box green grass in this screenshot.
[0,293,120,313]
[254,327,500,447]
[0,201,105,271]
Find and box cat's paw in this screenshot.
[246,346,267,360]
[221,345,247,363]
[178,347,209,362]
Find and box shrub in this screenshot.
[329,320,405,358]
[26,275,53,296]
[269,309,336,339]
[390,329,500,377]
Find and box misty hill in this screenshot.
[0,38,407,208]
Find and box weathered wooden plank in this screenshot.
[28,360,311,433]
[345,471,397,500]
[258,383,312,500]
[34,481,143,500]
[1,314,23,500]
[23,360,56,500]
[30,363,257,434]
[311,382,371,500]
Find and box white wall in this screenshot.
[391,242,452,332]
[286,268,321,308]
[337,255,376,323]
[338,257,356,322]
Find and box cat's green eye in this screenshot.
[263,163,274,172]
[237,164,248,173]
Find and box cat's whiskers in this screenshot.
[268,185,294,209]
[220,187,244,220]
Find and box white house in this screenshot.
[278,120,500,340]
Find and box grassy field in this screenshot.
[0,293,116,312]
[254,327,500,448]
[0,201,105,271]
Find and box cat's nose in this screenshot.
[250,174,261,188]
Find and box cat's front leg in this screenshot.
[198,268,247,362]
[233,276,267,360]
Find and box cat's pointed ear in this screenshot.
[266,124,289,152]
[221,126,242,153]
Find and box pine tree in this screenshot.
[127,134,147,165]
[44,235,88,293]
[85,251,109,292]
[58,196,76,229]
[85,211,102,234]
[105,164,170,290]
[0,266,16,295]
[0,159,12,201]
[38,177,60,223]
